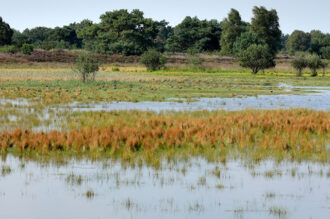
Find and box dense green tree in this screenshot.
[251,6,281,55]
[21,43,34,55]
[307,54,322,77]
[238,44,275,74]
[166,16,221,52]
[75,20,98,51]
[232,31,265,56]
[0,17,13,46]
[48,25,82,48]
[22,27,52,44]
[220,9,244,55]
[11,30,29,47]
[320,46,330,59]
[278,34,289,52]
[286,30,310,53]
[291,56,307,76]
[86,9,159,55]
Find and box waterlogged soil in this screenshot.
[0,155,329,219]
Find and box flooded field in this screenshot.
[0,155,329,219]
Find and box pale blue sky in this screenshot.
[1,0,329,34]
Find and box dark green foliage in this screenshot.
[140,49,166,71]
[73,54,100,82]
[220,9,244,55]
[21,43,34,55]
[232,31,265,56]
[291,56,307,76]
[278,34,289,52]
[0,17,13,46]
[11,30,29,47]
[166,16,221,52]
[251,6,281,55]
[286,30,311,53]
[307,54,322,77]
[155,20,173,52]
[80,9,159,55]
[320,46,330,59]
[238,44,275,74]
[320,60,328,76]
[0,45,19,54]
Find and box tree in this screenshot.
[165,16,221,52]
[11,30,29,47]
[140,49,166,71]
[220,9,244,55]
[21,43,34,55]
[73,54,99,82]
[0,17,13,46]
[232,31,265,56]
[307,54,322,77]
[238,44,275,74]
[320,46,330,59]
[320,60,328,77]
[291,56,307,76]
[85,9,159,55]
[286,30,311,53]
[251,6,281,55]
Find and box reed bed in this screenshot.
[0,110,329,162]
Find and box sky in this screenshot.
[0,0,329,34]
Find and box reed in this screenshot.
[0,109,328,162]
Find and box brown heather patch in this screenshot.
[0,110,329,161]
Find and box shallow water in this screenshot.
[0,156,329,219]
[69,89,330,112]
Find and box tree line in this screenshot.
[0,7,329,57]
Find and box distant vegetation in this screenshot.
[0,6,329,74]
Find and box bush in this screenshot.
[291,56,307,76]
[307,54,322,77]
[0,45,19,54]
[238,44,275,74]
[21,44,34,55]
[187,55,204,70]
[73,54,99,82]
[140,49,166,71]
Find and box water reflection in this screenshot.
[0,155,329,219]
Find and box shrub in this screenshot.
[291,56,307,76]
[307,54,322,77]
[187,55,204,70]
[73,54,99,82]
[238,44,275,74]
[140,49,166,71]
[21,43,34,55]
[0,45,19,54]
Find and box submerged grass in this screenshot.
[0,109,329,163]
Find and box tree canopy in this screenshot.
[0,17,13,46]
[251,6,281,55]
[220,9,244,55]
[166,16,221,53]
